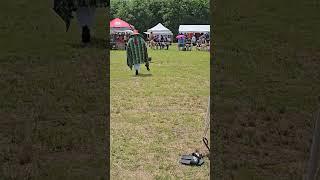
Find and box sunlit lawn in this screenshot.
[110,45,210,179]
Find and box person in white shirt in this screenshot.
[191,35,197,46]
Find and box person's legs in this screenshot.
[76,7,96,43]
[134,64,140,75]
[145,60,150,71]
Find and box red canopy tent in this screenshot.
[110,18,135,32]
[110,18,136,50]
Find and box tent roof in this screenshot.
[148,23,170,31]
[147,23,173,35]
[178,25,210,33]
[110,18,134,30]
[110,29,133,34]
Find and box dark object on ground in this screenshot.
[180,152,204,166]
[135,70,138,75]
[180,96,210,167]
[203,137,210,152]
[145,64,150,71]
[82,26,91,43]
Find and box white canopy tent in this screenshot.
[145,23,173,35]
[178,25,210,33]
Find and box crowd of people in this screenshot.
[148,32,172,50]
[177,32,210,51]
[110,32,131,50]
[111,31,210,52]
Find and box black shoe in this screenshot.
[135,70,138,75]
[82,25,91,43]
[145,64,150,71]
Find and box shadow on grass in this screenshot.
[67,37,108,50]
[132,73,153,77]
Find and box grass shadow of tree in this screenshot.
[131,73,153,77]
[67,37,109,50]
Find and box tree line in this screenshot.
[110,0,209,36]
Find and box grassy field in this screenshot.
[212,0,320,179]
[110,46,210,179]
[0,1,108,179]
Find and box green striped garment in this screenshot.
[126,35,149,69]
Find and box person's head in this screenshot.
[130,30,140,37]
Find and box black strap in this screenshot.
[202,137,210,152]
[192,152,202,159]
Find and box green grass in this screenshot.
[110,46,210,179]
[0,1,108,179]
[212,0,320,179]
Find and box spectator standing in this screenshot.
[191,35,196,46]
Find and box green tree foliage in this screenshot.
[110,0,209,35]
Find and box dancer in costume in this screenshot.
[126,30,150,75]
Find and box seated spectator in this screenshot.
[167,37,171,45]
[177,37,185,51]
[160,35,165,49]
[163,37,169,50]
[186,38,192,51]
[124,33,128,49]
